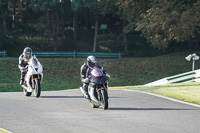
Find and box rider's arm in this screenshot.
[80,64,87,79]
[18,55,24,70]
[97,63,107,74]
[97,63,110,77]
[80,65,90,83]
[33,55,38,60]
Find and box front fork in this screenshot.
[97,83,109,101]
[31,74,42,88]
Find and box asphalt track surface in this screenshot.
[0,89,200,133]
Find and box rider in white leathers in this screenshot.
[18,47,38,85]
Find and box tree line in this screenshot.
[0,0,200,57]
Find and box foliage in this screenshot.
[29,0,61,12]
[1,0,200,56]
[118,0,200,49]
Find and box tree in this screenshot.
[29,0,63,51]
[90,0,117,52]
[0,0,7,48]
[118,0,200,49]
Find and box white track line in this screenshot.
[0,128,13,133]
[124,89,200,108]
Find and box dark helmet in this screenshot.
[87,55,97,68]
[23,47,32,59]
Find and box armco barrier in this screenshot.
[145,69,200,86]
[33,51,122,58]
[0,50,7,57]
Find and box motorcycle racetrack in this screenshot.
[0,89,200,133]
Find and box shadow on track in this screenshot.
[109,107,198,111]
[40,96,124,99]
[40,96,83,98]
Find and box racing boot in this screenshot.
[20,78,24,85]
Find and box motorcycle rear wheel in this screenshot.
[101,89,108,110]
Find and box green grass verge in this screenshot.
[110,82,200,90]
[0,129,9,133]
[1,52,200,92]
[152,86,200,104]
[116,82,200,105]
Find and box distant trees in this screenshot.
[118,0,200,49]
[1,0,200,56]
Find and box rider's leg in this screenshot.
[20,72,25,85]
[83,83,89,98]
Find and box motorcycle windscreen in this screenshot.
[90,75,107,84]
[29,58,38,66]
[91,67,103,77]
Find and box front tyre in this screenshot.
[101,89,108,110]
[34,78,41,98]
[91,103,99,108]
[23,88,32,97]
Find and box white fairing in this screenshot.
[24,57,43,92]
[88,86,101,106]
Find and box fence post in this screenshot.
[4,50,6,57]
[73,51,76,58]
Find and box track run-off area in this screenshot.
[0,89,200,133]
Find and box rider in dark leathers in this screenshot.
[80,55,109,98]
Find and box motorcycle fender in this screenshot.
[40,73,43,83]
[98,87,106,91]
[25,74,33,92]
[88,86,101,107]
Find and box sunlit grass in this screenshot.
[109,82,200,90]
[0,129,9,133]
[110,82,200,105]
[152,86,200,104]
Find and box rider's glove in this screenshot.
[21,66,28,72]
[82,78,89,83]
[24,66,28,70]
[106,73,110,78]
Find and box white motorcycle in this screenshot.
[21,57,43,98]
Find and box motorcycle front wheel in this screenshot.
[33,78,41,98]
[100,89,108,110]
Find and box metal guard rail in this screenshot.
[33,51,122,58]
[0,51,7,57]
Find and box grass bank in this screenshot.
[0,129,9,133]
[0,52,199,92]
[123,82,200,105]
[152,85,200,104]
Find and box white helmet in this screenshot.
[87,55,97,68]
[23,47,32,59]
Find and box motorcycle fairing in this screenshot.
[88,84,101,107]
[24,57,43,92]
[91,67,103,77]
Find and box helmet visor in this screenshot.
[88,62,96,68]
[25,53,31,59]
